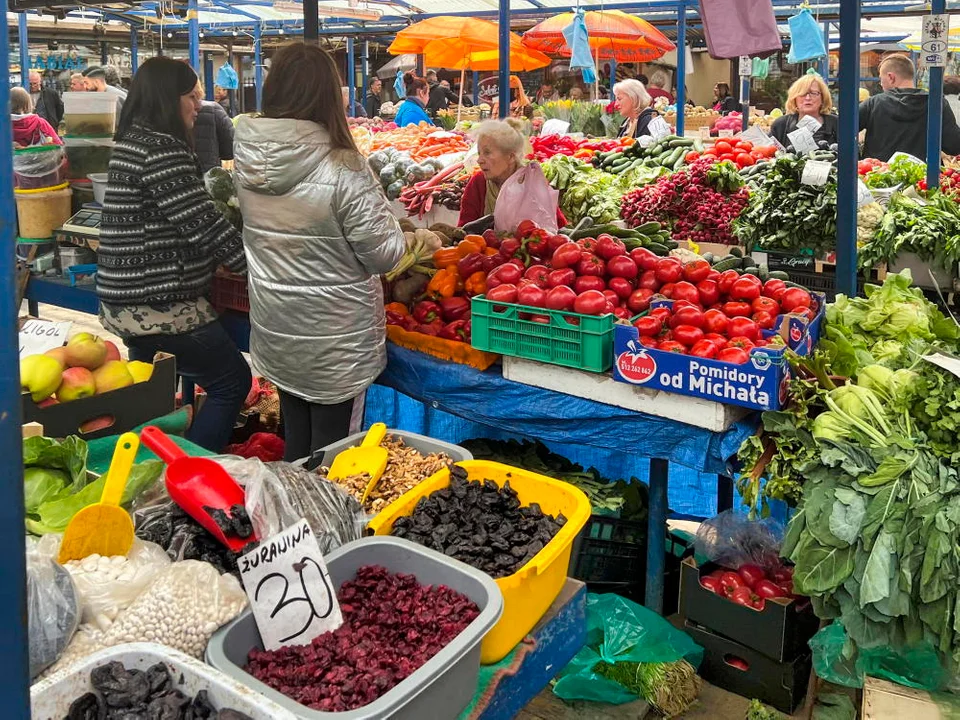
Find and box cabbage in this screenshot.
[379,163,398,185]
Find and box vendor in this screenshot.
[770,74,838,148]
[394,72,433,127]
[713,83,738,115]
[97,57,250,453]
[233,43,406,464]
[458,118,565,227]
[614,79,658,139]
[491,76,532,119]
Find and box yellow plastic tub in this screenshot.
[367,460,590,664]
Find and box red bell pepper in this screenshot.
[457,252,486,279]
[412,300,442,324]
[439,296,470,322]
[417,318,444,336]
[438,319,470,342]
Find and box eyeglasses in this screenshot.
[801,90,822,98]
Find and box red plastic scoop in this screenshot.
[140,425,256,552]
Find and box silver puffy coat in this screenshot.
[233,117,406,404]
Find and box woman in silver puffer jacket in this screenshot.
[234,43,406,464]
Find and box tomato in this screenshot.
[726,656,751,670]
[637,269,660,291]
[659,282,677,298]
[727,336,756,351]
[761,279,786,302]
[518,284,546,308]
[717,269,740,296]
[754,144,777,158]
[649,307,672,323]
[752,296,780,315]
[671,281,701,306]
[683,259,711,284]
[574,275,607,294]
[614,307,632,320]
[722,301,753,318]
[704,333,729,350]
[551,242,584,269]
[737,564,765,589]
[607,255,639,279]
[798,306,817,322]
[728,317,760,341]
[545,285,577,311]
[655,258,683,284]
[735,140,753,152]
[673,325,705,348]
[608,276,635,300]
[639,335,659,349]
[576,237,597,253]
[770,566,794,584]
[755,579,785,600]
[577,254,606,277]
[658,340,687,354]
[736,153,755,168]
[730,277,762,302]
[486,283,518,304]
[547,268,577,288]
[753,310,777,330]
[546,233,570,255]
[633,316,663,337]
[595,234,627,260]
[718,347,750,364]
[690,339,719,359]
[700,575,722,593]
[524,264,550,288]
[781,287,813,312]
[670,306,705,329]
[715,140,733,155]
[487,263,522,288]
[697,279,720,307]
[603,290,621,307]
[574,290,608,315]
[631,247,661,272]
[720,153,737,163]
[627,288,654,313]
[685,151,701,163]
[703,309,730,334]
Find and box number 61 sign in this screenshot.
[238,519,343,650]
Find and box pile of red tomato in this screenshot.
[685,139,777,170]
[630,256,815,364]
[699,563,796,611]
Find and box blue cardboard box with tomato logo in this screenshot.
[612,294,824,411]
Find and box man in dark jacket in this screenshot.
[29,70,63,129]
[364,76,383,118]
[426,69,460,116]
[193,101,235,173]
[859,54,960,161]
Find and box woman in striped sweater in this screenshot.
[98,57,250,452]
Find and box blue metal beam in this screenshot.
[836,0,860,297]
[473,70,479,105]
[188,0,200,74]
[361,39,369,116]
[347,36,356,117]
[675,7,686,136]
[498,0,509,118]
[927,3,946,187]
[17,12,28,88]
[130,26,138,73]
[254,22,263,111]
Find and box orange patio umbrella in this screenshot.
[522,9,675,63]
[423,39,551,73]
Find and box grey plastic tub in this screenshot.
[303,429,472,470]
[205,536,504,720]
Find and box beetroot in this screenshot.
[245,565,479,712]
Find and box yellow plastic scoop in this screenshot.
[327,423,388,504]
[58,432,139,564]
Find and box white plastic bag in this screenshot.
[494,163,560,234]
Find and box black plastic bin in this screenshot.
[570,515,648,603]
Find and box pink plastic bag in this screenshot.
[494,163,560,234]
[699,0,782,60]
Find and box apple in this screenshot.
[64,332,107,370]
[56,367,96,402]
[44,346,69,369]
[92,360,134,394]
[20,355,63,402]
[127,361,154,384]
[79,415,115,434]
[104,340,122,363]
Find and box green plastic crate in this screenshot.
[470,295,615,372]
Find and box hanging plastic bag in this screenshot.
[494,163,560,234]
[26,537,80,680]
[215,63,239,91]
[694,509,784,571]
[553,594,703,715]
[787,8,827,64]
[752,57,771,80]
[698,0,782,60]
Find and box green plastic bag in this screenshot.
[552,593,703,705]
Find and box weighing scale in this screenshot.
[54,204,101,285]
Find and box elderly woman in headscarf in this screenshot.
[491,75,532,119]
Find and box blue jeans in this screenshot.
[126,321,252,452]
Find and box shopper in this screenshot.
[394,72,433,126]
[103,65,126,93]
[646,70,674,104]
[859,54,960,161]
[491,76,532,118]
[364,76,383,118]
[946,75,960,128]
[536,82,560,104]
[425,69,459,115]
[193,99,235,173]
[83,65,126,116]
[568,86,584,101]
[341,86,367,118]
[214,85,235,117]
[770,74,838,148]
[29,70,63,129]
[713,82,738,115]
[233,43,406,463]
[613,78,658,139]
[10,87,62,147]
[458,118,564,227]
[97,57,249,453]
[69,73,86,92]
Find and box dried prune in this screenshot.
[66,692,103,720]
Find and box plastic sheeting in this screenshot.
[367,345,760,518]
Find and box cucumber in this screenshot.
[769,270,791,281]
[633,221,662,235]
[758,264,770,282]
[668,137,696,147]
[712,257,742,272]
[672,153,686,171]
[645,242,670,255]
[742,265,760,276]
[663,240,679,250]
[729,246,744,258]
[702,252,715,264]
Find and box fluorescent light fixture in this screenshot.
[273,0,382,20]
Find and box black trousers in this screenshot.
[278,390,360,465]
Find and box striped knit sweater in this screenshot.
[98,126,246,306]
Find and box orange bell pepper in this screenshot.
[574,148,595,159]
[426,268,458,299]
[384,302,409,316]
[484,246,499,256]
[458,235,486,254]
[433,246,466,270]
[464,271,487,297]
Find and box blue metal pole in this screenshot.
[740,76,750,132]
[347,37,356,118]
[18,12,28,89]
[130,27,139,74]
[820,21,830,78]
[498,0,509,118]
[101,42,108,66]
[610,58,617,96]
[204,52,214,100]
[188,0,200,74]
[926,1,946,188]
[645,459,669,613]
[361,40,369,116]
[836,0,860,297]
[254,23,263,112]
[676,6,686,136]
[0,0,30,713]
[473,70,480,105]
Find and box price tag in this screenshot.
[924,351,960,379]
[19,319,71,359]
[648,116,672,140]
[787,127,818,154]
[238,519,343,651]
[801,159,832,186]
[739,124,775,147]
[857,179,875,207]
[699,126,711,140]
[540,119,570,136]
[921,14,950,68]
[719,129,735,138]
[796,114,823,133]
[739,55,752,77]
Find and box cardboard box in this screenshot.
[679,557,820,662]
[612,294,824,412]
[683,619,811,714]
[21,352,177,440]
[862,676,960,720]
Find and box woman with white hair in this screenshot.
[613,78,658,139]
[646,69,674,104]
[458,117,564,227]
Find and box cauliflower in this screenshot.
[204,167,236,204]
